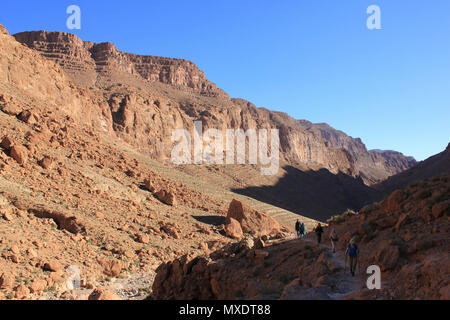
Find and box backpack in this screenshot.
[348,244,358,257]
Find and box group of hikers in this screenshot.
[295,220,360,277]
[294,220,306,239]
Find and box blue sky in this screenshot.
[1,0,449,161]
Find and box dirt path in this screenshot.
[325,245,364,299]
[280,235,365,300]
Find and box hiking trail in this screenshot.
[279,236,365,300]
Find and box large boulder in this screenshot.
[224,217,243,240]
[227,199,281,237]
[155,189,177,206]
[0,272,15,290]
[98,258,122,277]
[10,145,28,165]
[43,260,63,272]
[144,178,157,192]
[1,136,14,150]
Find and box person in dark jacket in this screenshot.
[295,220,301,238]
[315,223,324,244]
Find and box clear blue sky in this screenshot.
[1,0,449,161]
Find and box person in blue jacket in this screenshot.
[345,238,360,277]
[299,223,306,239]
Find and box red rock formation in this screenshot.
[12,30,416,184]
[226,199,281,238]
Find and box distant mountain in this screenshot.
[297,121,417,184]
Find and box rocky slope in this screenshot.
[1,24,299,300]
[153,174,450,300]
[13,30,416,185]
[376,143,450,195]
[0,23,442,301]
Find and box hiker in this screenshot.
[295,220,301,238]
[314,223,324,244]
[345,238,360,277]
[299,223,306,239]
[330,228,339,253]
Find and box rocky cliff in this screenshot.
[297,121,417,184]
[13,31,230,99]
[12,30,416,185]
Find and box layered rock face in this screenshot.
[12,30,417,185]
[13,31,229,99]
[12,31,415,184]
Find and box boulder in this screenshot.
[10,145,28,165]
[0,136,14,150]
[39,157,54,170]
[98,258,122,277]
[14,284,30,299]
[161,224,181,239]
[88,288,121,300]
[1,103,22,116]
[155,190,177,206]
[44,260,63,272]
[0,272,15,290]
[144,178,156,192]
[29,279,47,294]
[224,217,243,240]
[227,199,281,237]
[18,109,39,125]
[136,233,150,244]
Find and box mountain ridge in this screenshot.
[12,28,417,185]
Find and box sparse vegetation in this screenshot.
[44,286,57,293]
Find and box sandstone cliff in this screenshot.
[12,30,416,185]
[13,31,230,99]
